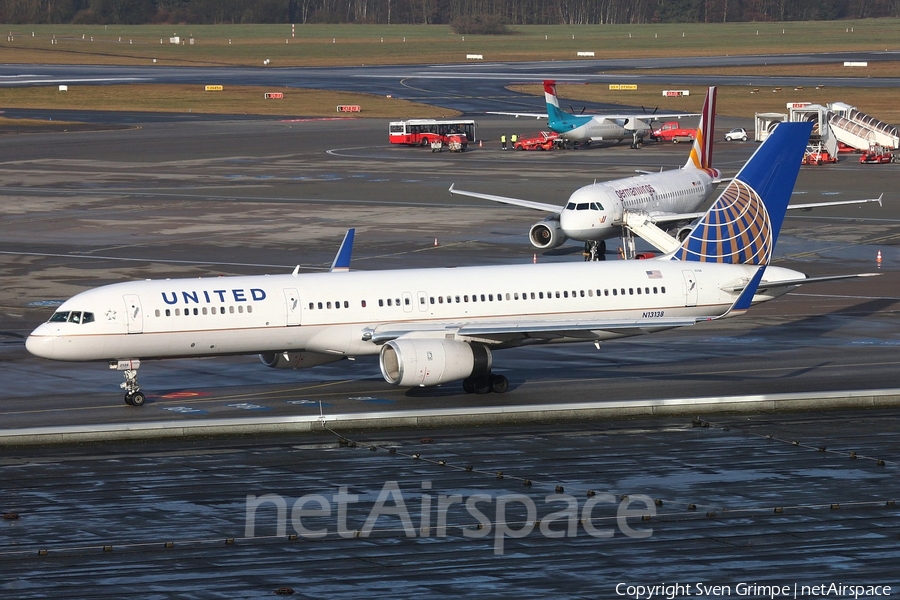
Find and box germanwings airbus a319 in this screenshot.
[456,87,721,259]
[27,122,874,406]
[492,80,698,148]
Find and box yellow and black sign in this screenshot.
[204,85,223,91]
[609,84,638,91]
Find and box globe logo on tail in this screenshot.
[674,179,772,265]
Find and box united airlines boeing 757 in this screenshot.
[27,122,866,406]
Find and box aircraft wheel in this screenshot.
[473,376,492,394]
[130,392,146,407]
[490,375,509,394]
[124,393,134,406]
[462,378,475,394]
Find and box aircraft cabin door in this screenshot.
[123,294,143,333]
[283,288,301,326]
[682,270,698,307]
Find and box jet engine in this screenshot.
[379,339,491,387]
[259,351,344,369]
[529,215,567,250]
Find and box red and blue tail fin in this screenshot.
[684,86,717,171]
[672,121,813,265]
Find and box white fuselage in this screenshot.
[562,117,652,143]
[559,167,718,242]
[26,258,801,364]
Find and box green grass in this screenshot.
[1,20,898,67]
[0,84,459,119]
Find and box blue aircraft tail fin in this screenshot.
[330,228,355,272]
[671,121,812,265]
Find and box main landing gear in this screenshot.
[630,132,643,150]
[462,373,509,394]
[112,360,145,406]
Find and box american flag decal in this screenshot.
[646,270,663,279]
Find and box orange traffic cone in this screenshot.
[877,250,882,265]
[533,253,537,264]
[434,237,439,247]
[479,139,483,148]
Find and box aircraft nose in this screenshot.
[25,325,55,359]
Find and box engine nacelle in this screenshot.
[259,351,344,369]
[379,339,491,387]
[529,216,567,250]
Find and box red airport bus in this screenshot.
[389,119,476,147]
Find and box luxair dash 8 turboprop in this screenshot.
[26,122,874,406]
[491,80,699,149]
[456,86,881,260]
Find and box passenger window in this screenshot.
[165,309,171,317]
[480,295,485,302]
[379,300,384,307]
[202,307,208,315]
[661,286,666,293]
[386,299,391,307]
[420,296,426,304]
[309,303,314,310]
[530,293,535,299]
[344,301,349,308]
[175,308,181,316]
[653,287,658,294]
[580,291,585,297]
[629,289,634,295]
[645,288,650,294]
[464,295,469,302]
[637,288,641,295]
[539,292,544,299]
[229,306,235,314]
[612,290,617,296]
[430,297,435,305]
[563,291,568,298]
[555,292,560,298]
[238,306,243,314]
[455,296,460,303]
[514,293,519,300]
[194,308,199,315]
[438,297,443,304]
[505,293,510,300]
[212,307,217,314]
[489,294,493,301]
[396,298,401,306]
[248,306,253,313]
[362,300,367,308]
[155,309,161,317]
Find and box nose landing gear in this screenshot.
[111,360,146,406]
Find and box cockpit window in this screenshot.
[565,202,576,210]
[47,311,94,324]
[590,202,604,211]
[576,203,589,211]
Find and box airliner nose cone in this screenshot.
[25,326,54,359]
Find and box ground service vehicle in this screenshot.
[725,127,749,142]
[651,121,695,143]
[801,143,838,165]
[860,145,895,164]
[514,132,558,151]
[389,119,476,147]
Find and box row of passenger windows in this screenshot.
[153,305,253,317]
[306,287,668,311]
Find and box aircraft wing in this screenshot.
[645,194,884,226]
[449,184,563,213]
[486,111,547,119]
[367,316,701,345]
[605,113,699,121]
